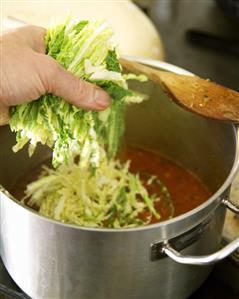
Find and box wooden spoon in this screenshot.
[120,58,239,123]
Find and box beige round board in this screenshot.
[223,131,239,248]
[223,174,239,242]
[2,0,165,60]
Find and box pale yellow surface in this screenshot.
[2,0,165,60]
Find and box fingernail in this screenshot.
[94,89,111,108]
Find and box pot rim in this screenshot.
[1,57,238,233]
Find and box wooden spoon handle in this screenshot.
[120,58,192,93]
[0,104,9,126]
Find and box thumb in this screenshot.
[44,57,111,111]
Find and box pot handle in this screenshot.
[160,199,239,266]
[222,198,239,214]
[162,236,239,266]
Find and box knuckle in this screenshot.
[23,25,46,53]
[40,56,60,93]
[24,25,46,34]
[75,78,85,96]
[74,79,92,104]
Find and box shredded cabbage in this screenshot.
[24,159,160,228]
[11,18,165,228]
[10,19,147,168]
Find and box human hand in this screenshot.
[0,25,111,125]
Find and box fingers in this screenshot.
[6,25,46,53]
[1,26,111,113]
[43,57,111,111]
[0,104,9,126]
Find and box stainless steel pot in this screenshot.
[1,58,239,299]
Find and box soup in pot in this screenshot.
[11,146,211,226]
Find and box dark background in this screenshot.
[137,0,239,90]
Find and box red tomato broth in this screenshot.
[119,146,211,223]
